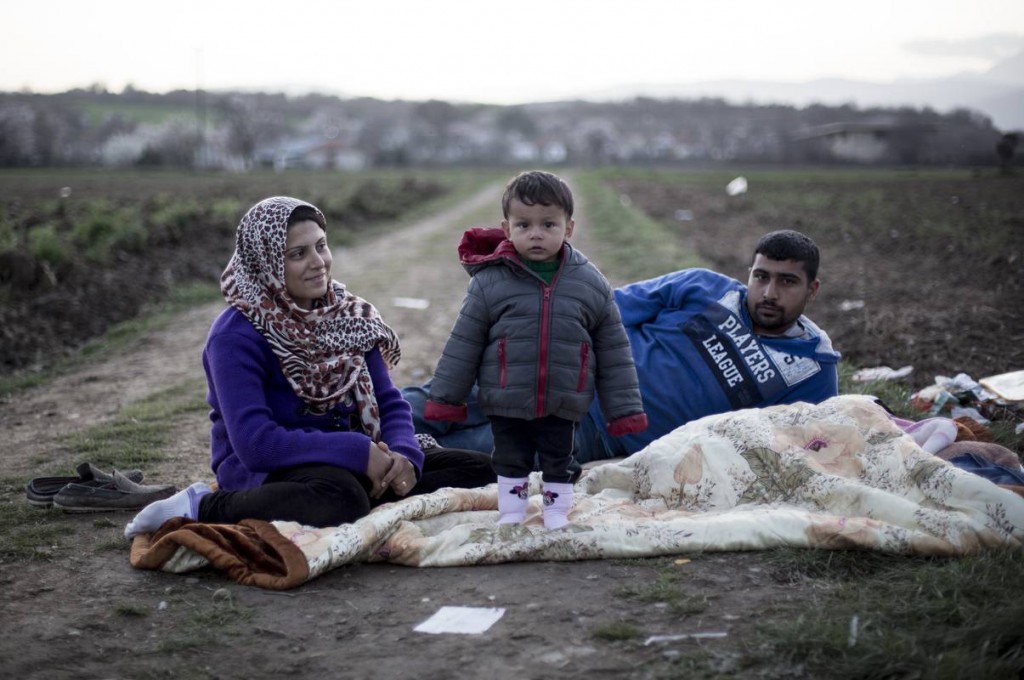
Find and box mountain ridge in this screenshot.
[570,50,1024,131]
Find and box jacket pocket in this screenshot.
[576,342,590,392]
[498,337,507,388]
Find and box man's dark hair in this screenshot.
[288,204,327,230]
[752,230,820,281]
[501,170,574,219]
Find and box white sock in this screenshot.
[542,482,574,530]
[496,475,529,524]
[124,482,212,540]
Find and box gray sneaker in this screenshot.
[53,471,177,513]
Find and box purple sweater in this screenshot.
[201,307,423,491]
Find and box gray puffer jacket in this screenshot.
[426,228,647,436]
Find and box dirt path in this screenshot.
[2,303,218,478]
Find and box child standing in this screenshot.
[425,171,647,529]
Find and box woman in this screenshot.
[125,196,493,538]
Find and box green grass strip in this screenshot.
[572,170,706,282]
[59,377,209,472]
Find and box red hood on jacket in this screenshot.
[458,227,518,267]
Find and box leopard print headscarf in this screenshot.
[220,196,401,440]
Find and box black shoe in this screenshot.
[26,462,145,507]
[52,470,177,513]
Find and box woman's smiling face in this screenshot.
[283,219,332,309]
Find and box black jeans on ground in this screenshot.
[198,448,495,528]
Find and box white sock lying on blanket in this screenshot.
[124,482,212,540]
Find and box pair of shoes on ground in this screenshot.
[25,462,143,507]
[25,462,178,512]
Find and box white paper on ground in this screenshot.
[414,606,506,634]
[851,365,913,382]
[392,297,430,310]
[979,369,1024,401]
[644,632,728,645]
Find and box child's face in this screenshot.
[501,199,574,263]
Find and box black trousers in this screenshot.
[489,414,579,484]
[199,448,495,528]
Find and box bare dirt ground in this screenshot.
[0,175,1020,679]
[606,174,1024,392]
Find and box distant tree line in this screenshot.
[0,85,1013,169]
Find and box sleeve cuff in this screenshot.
[607,412,648,437]
[424,400,469,422]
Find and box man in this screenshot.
[405,229,840,462]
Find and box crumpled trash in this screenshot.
[911,373,1010,419]
[937,373,996,400]
[916,390,957,416]
[950,405,991,425]
[725,176,747,196]
[852,365,913,382]
[909,372,1019,426]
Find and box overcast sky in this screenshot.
[5,0,1023,103]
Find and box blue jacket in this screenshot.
[590,268,840,455]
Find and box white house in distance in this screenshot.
[795,121,897,162]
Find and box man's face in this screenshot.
[746,254,819,335]
[501,199,574,263]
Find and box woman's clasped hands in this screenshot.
[366,441,418,498]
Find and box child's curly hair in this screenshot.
[501,170,574,219]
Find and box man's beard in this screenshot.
[752,303,790,332]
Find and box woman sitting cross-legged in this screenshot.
[125,196,493,539]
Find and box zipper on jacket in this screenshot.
[536,286,552,417]
[529,249,565,419]
[498,337,507,388]
[577,342,590,392]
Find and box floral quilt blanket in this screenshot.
[129,395,1024,589]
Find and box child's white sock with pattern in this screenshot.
[542,482,574,530]
[496,475,529,524]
